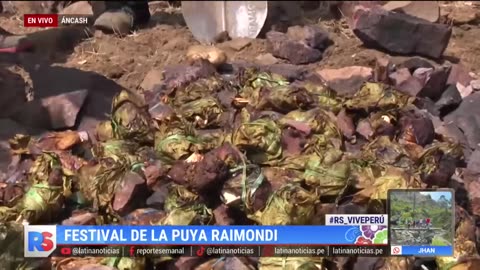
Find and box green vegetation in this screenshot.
[431,236,450,246]
[390,191,453,243]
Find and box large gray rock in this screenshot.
[435,84,462,115]
[316,66,373,96]
[444,92,480,151]
[286,25,332,51]
[352,7,452,59]
[417,66,451,100]
[10,89,88,129]
[389,68,425,97]
[266,31,322,65]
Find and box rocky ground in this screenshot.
[1,1,480,270]
[0,0,477,175]
[0,1,479,128]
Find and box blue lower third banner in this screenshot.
[391,245,453,256]
[26,225,389,246]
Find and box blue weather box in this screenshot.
[345,226,388,245]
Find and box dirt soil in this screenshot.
[0,1,479,143]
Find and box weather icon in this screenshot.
[345,227,363,243]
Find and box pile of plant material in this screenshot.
[0,59,475,270]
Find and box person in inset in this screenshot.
[426,217,431,228]
[90,1,151,36]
